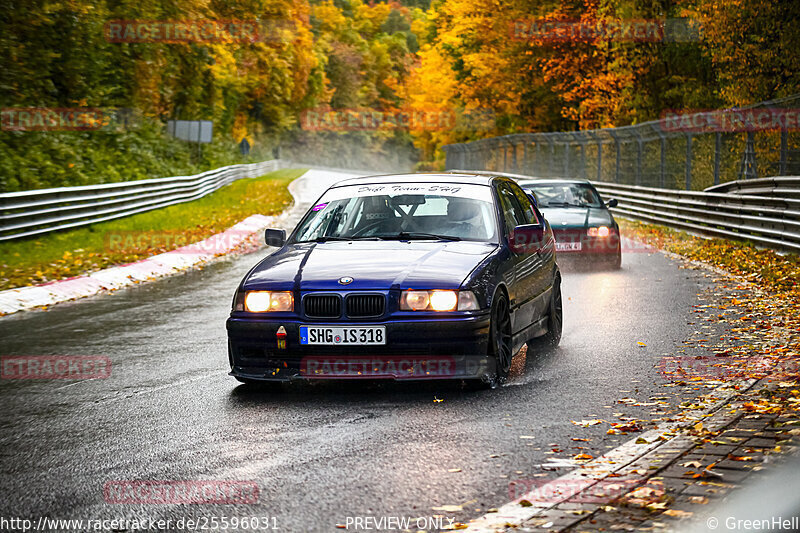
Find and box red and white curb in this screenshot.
[0,214,277,316]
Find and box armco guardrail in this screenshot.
[449,169,800,254]
[705,176,800,199]
[0,160,279,241]
[591,180,800,254]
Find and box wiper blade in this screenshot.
[309,236,380,243]
[545,201,589,208]
[384,232,462,241]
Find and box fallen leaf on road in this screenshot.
[647,502,668,511]
[637,342,647,347]
[571,419,605,427]
[574,453,593,460]
[662,509,693,518]
[432,505,463,512]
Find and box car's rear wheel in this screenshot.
[610,247,622,270]
[529,277,562,349]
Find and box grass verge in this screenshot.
[0,168,306,291]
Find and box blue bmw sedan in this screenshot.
[227,173,562,388]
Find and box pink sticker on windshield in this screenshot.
[312,203,328,211]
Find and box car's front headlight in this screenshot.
[235,290,294,312]
[400,290,480,311]
[587,226,611,237]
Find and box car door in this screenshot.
[508,181,553,312]
[495,181,543,333]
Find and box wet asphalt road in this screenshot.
[0,170,719,532]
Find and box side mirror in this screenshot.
[510,224,545,254]
[606,198,618,208]
[265,228,287,248]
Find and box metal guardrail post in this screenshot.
[685,133,693,190]
[596,135,603,182]
[535,137,542,175]
[609,130,621,183]
[634,129,643,186]
[658,130,667,188]
[780,129,788,176]
[578,134,587,180]
[714,132,722,186]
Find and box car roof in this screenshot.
[331,172,499,187]
[517,178,593,186]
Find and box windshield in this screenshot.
[522,183,603,208]
[292,183,498,243]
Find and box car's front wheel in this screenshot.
[470,291,513,390]
[529,277,562,349]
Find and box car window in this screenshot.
[496,182,527,235]
[292,183,499,242]
[522,183,604,208]
[508,183,540,225]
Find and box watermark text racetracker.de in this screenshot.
[0,515,278,532]
[0,108,131,132]
[1,356,111,380]
[510,17,702,43]
[104,230,257,255]
[300,355,471,379]
[660,108,800,133]
[104,19,294,44]
[300,108,456,132]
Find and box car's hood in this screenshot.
[540,207,614,230]
[244,240,499,291]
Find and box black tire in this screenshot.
[610,248,622,270]
[464,291,513,390]
[489,291,514,385]
[530,277,562,349]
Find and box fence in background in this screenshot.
[443,95,800,191]
[0,160,279,241]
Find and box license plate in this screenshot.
[555,241,582,252]
[300,326,386,345]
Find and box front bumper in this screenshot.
[227,313,493,382]
[553,230,620,260]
